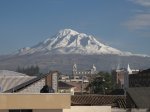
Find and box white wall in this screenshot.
[63,106,111,112]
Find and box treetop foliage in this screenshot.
[16,65,40,76]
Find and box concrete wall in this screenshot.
[63,106,111,112]
[0,108,149,112]
[0,110,8,112]
[0,93,70,109]
[0,109,63,112]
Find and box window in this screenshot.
[9,110,32,112]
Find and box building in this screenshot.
[58,81,75,95]
[126,68,150,109]
[0,70,36,92]
[127,64,139,75]
[59,64,97,94]
[59,75,70,82]
[4,71,74,95]
[126,87,150,108]
[112,64,139,89]
[0,93,70,112]
[72,64,97,76]
[129,68,150,87]
[71,95,126,108]
[113,68,127,89]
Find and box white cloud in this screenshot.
[129,0,150,7]
[124,0,150,30]
[123,13,150,30]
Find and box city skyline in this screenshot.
[0,0,150,55]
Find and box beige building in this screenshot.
[0,93,70,112]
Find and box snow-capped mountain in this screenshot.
[1,29,150,73]
[17,29,147,56]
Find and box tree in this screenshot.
[16,65,40,76]
[86,71,113,94]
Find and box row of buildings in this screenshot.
[0,63,150,112]
[59,64,97,94]
[0,63,97,95]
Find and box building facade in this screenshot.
[112,64,139,89]
[72,64,97,76]
[129,68,150,87]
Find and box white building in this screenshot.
[72,64,97,76]
[113,64,139,89]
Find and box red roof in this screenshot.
[71,95,126,108]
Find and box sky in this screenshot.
[0,0,150,55]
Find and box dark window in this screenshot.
[9,110,32,112]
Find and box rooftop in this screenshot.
[127,87,150,108]
[0,70,29,77]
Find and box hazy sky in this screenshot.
[0,0,150,55]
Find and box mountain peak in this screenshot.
[17,29,148,57]
[58,29,79,36]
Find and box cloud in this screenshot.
[123,0,150,30]
[123,13,150,30]
[129,0,150,7]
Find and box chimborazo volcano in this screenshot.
[0,29,150,74]
[17,29,147,56]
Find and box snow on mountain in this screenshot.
[17,29,148,57]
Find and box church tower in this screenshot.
[91,64,97,74]
[127,64,132,74]
[72,64,77,76]
[124,64,130,90]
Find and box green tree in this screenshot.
[86,71,113,94]
[16,65,40,76]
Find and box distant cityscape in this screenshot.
[0,62,150,112]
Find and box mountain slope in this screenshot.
[18,29,139,56]
[0,53,150,74]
